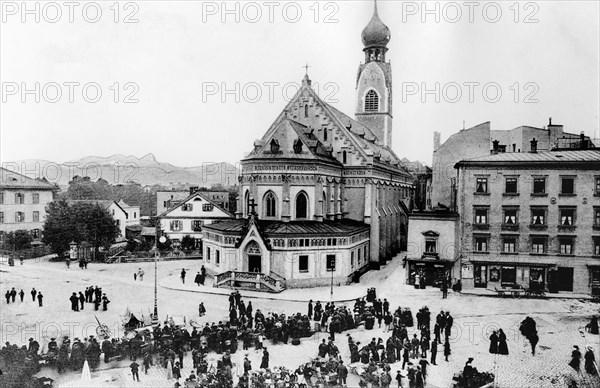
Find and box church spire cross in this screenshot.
[302,63,311,76]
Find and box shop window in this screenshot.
[326,254,336,271]
[505,177,518,194]
[531,208,546,225]
[533,178,546,194]
[559,237,574,255]
[502,237,517,253]
[501,266,517,284]
[299,255,309,272]
[531,236,547,254]
[475,178,488,194]
[560,177,575,195]
[559,208,575,226]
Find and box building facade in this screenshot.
[202,2,414,290]
[432,120,594,209]
[157,189,230,215]
[455,147,600,295]
[158,191,234,248]
[0,167,58,241]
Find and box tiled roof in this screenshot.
[0,167,58,190]
[456,150,600,167]
[204,218,370,236]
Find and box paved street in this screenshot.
[1,256,599,387]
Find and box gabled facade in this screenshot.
[158,192,234,248]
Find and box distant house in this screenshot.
[157,192,234,249]
[156,188,231,215]
[0,167,58,242]
[68,199,140,241]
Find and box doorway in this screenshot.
[474,264,487,288]
[248,255,262,273]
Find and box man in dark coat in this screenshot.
[308,300,313,320]
[10,288,17,302]
[28,338,40,356]
[79,292,85,310]
[337,360,348,386]
[37,292,43,306]
[130,361,140,381]
[5,290,10,304]
[489,331,498,354]
[31,288,37,302]
[18,289,24,302]
[70,292,79,311]
[180,268,186,284]
[194,272,202,286]
[430,340,438,365]
[102,294,110,311]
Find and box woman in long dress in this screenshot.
[497,329,509,355]
[569,345,581,371]
[489,331,498,354]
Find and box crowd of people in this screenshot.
[5,287,43,307]
[68,286,110,312]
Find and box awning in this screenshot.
[470,260,557,267]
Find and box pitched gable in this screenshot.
[159,192,234,219]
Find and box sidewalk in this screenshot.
[460,288,594,300]
[159,274,368,302]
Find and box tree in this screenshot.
[42,200,120,259]
[2,230,33,251]
[181,235,195,252]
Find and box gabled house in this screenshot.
[157,192,234,249]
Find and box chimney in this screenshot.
[580,132,587,149]
[492,140,500,154]
[433,132,441,152]
[189,186,199,195]
[549,117,552,126]
[530,138,538,153]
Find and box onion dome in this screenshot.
[361,0,391,48]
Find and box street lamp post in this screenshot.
[153,222,166,327]
[330,256,334,298]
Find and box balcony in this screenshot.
[529,224,548,231]
[473,223,490,231]
[501,224,520,232]
[557,224,577,233]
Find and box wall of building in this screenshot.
[0,189,54,235]
[407,216,458,262]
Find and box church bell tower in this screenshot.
[355,0,393,148]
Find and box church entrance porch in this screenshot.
[248,255,262,273]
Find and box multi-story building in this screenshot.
[158,191,234,249]
[455,143,600,295]
[0,167,58,241]
[156,189,230,215]
[432,119,595,209]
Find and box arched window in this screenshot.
[304,104,309,117]
[365,90,379,112]
[296,191,308,219]
[323,129,328,142]
[342,151,347,164]
[263,191,277,218]
[244,191,250,215]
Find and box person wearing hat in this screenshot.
[28,338,40,356]
[48,338,58,353]
[585,346,597,375]
[70,292,79,311]
[102,294,110,311]
[569,345,582,371]
[130,360,140,382]
[37,292,43,307]
[18,289,24,302]
[260,347,269,369]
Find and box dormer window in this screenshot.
[365,90,379,112]
[293,139,303,154]
[270,139,280,153]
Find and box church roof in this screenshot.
[204,218,370,237]
[244,119,340,164]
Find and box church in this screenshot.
[202,2,414,290]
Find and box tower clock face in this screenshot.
[362,62,384,86]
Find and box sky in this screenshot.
[1,0,599,167]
